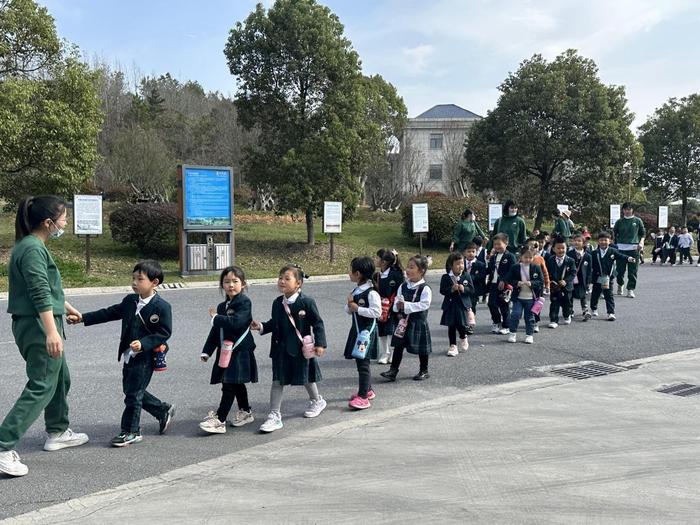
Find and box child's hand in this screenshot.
[250,320,262,332]
[130,340,142,352]
[526,281,532,287]
[517,281,525,288]
[209,307,217,318]
[458,284,464,293]
[396,300,405,312]
[627,257,635,263]
[452,283,459,292]
[347,302,359,313]
[66,313,82,324]
[558,280,566,287]
[314,346,326,357]
[347,294,354,305]
[200,353,209,362]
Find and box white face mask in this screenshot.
[49,220,65,239]
[508,210,517,217]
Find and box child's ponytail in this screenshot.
[377,248,403,272]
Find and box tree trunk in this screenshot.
[305,207,315,246]
[534,179,549,230]
[681,197,688,227]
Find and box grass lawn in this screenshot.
[0,207,451,292]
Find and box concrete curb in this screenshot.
[0,269,445,300]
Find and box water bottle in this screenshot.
[218,340,234,368]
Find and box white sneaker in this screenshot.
[459,337,469,352]
[199,411,226,434]
[548,322,558,329]
[303,397,327,418]
[0,450,28,477]
[616,285,624,295]
[498,328,510,335]
[259,411,283,433]
[627,290,635,298]
[43,428,89,452]
[563,316,572,325]
[524,335,534,344]
[608,313,616,321]
[230,410,254,428]
[533,324,540,333]
[377,352,391,365]
[507,333,517,343]
[491,323,500,334]
[591,309,599,317]
[447,344,458,357]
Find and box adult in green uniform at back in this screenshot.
[488,200,527,254]
[0,196,88,478]
[450,208,486,253]
[552,209,571,243]
[613,201,646,299]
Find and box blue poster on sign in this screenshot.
[183,167,232,227]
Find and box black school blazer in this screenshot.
[487,251,517,284]
[202,293,256,357]
[260,293,327,358]
[506,263,544,300]
[439,272,474,311]
[83,293,172,361]
[545,256,577,291]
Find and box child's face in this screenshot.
[132,271,158,298]
[573,237,584,250]
[553,243,567,257]
[683,228,688,234]
[451,258,465,275]
[520,253,533,265]
[493,240,507,253]
[405,260,424,282]
[598,237,610,249]
[277,270,301,296]
[349,268,362,283]
[670,228,675,234]
[463,248,476,261]
[222,272,243,298]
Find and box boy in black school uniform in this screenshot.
[590,232,636,321]
[70,260,175,447]
[486,233,517,335]
[473,236,487,265]
[545,236,576,329]
[567,234,593,321]
[462,242,486,334]
[651,230,664,264]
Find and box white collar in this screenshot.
[405,279,425,289]
[448,270,455,278]
[284,292,300,304]
[353,282,372,295]
[137,293,156,305]
[465,258,474,265]
[380,268,390,278]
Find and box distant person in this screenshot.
[661,227,678,265]
[545,236,576,329]
[527,238,550,332]
[198,266,257,434]
[590,232,636,321]
[676,227,694,265]
[552,209,571,243]
[567,234,593,321]
[486,233,517,334]
[440,252,474,357]
[373,248,404,365]
[0,196,88,478]
[71,260,176,447]
[612,202,646,298]
[462,243,487,333]
[450,208,487,253]
[488,200,527,254]
[506,246,544,344]
[650,231,664,265]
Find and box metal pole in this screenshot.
[85,235,91,274]
[330,233,335,263]
[419,234,423,255]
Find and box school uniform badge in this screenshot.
[226,309,235,315]
[389,280,396,286]
[298,310,307,319]
[149,314,160,324]
[358,299,366,306]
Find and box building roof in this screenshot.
[414,104,481,120]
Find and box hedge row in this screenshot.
[109,203,178,256]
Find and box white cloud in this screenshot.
[400,44,435,75]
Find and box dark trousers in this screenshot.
[662,248,676,265]
[549,292,572,323]
[217,383,250,422]
[448,325,467,345]
[679,247,693,263]
[487,283,510,327]
[355,358,371,398]
[569,286,589,314]
[121,356,168,433]
[590,283,615,314]
[391,347,429,373]
[652,249,661,263]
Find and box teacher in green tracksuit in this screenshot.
[0,196,89,478]
[487,200,528,254]
[613,202,646,299]
[450,208,487,253]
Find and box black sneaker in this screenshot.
[111,431,143,447]
[413,371,430,381]
[380,369,398,382]
[159,404,176,435]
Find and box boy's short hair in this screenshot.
[133,260,164,284]
[552,235,567,246]
[463,242,477,251]
[446,251,464,269]
[621,202,634,210]
[597,231,612,240]
[535,232,547,241]
[571,233,584,241]
[493,232,509,244]
[473,236,483,247]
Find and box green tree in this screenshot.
[638,94,700,225]
[224,0,364,244]
[465,50,641,229]
[0,0,102,205]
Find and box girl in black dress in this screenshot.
[439,252,474,357]
[373,248,404,365]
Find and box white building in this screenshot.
[399,104,482,196]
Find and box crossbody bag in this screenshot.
[283,301,316,359]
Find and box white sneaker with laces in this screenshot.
[259,412,283,433]
[43,428,89,452]
[377,351,391,365]
[491,324,500,334]
[303,397,327,418]
[498,328,510,335]
[0,450,28,477]
[507,333,517,343]
[591,310,599,317]
[459,337,469,352]
[199,411,226,434]
[230,410,254,428]
[627,290,635,298]
[447,344,458,357]
[608,313,616,321]
[548,322,558,329]
[563,316,572,325]
[616,285,624,295]
[533,324,540,333]
[524,335,534,344]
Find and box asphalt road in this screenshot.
[1,264,699,519]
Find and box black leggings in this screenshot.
[391,347,429,373]
[448,325,467,345]
[217,383,250,422]
[356,358,371,398]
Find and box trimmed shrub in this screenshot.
[401,194,488,246]
[109,203,178,256]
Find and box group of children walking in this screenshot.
[649,227,699,266]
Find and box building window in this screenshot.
[429,164,443,180]
[429,133,443,149]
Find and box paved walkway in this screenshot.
[4,349,700,525]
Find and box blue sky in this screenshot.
[40,0,700,130]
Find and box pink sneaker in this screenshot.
[349,396,371,410]
[350,390,376,401]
